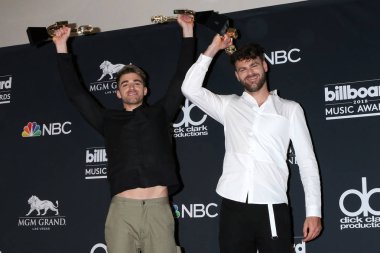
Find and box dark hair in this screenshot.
[116,64,148,86]
[230,43,265,65]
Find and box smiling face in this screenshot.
[234,57,268,93]
[116,72,147,111]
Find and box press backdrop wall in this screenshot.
[1,0,380,252]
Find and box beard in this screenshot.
[240,73,266,93]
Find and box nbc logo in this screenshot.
[22,122,41,137]
[172,204,181,218]
[264,48,301,65]
[171,202,218,218]
[21,121,72,137]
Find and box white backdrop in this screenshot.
[0,0,304,48]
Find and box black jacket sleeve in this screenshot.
[57,54,106,135]
[157,37,196,120]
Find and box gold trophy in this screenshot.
[151,9,195,24]
[224,28,238,55]
[151,10,238,55]
[47,21,94,37]
[27,21,98,46]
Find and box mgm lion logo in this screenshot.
[98,60,125,81]
[26,195,59,216]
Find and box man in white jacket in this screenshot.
[181,34,322,253]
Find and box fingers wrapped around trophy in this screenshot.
[151,9,195,23]
[151,10,238,55]
[224,28,238,55]
[26,21,99,46]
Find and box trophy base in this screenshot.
[195,11,230,35]
[26,27,51,46]
[26,22,99,46]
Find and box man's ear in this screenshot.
[143,86,148,96]
[263,60,268,73]
[116,89,122,99]
[235,71,240,82]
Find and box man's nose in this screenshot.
[247,68,255,75]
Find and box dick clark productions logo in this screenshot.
[173,99,208,138]
[339,177,380,230]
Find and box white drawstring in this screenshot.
[267,204,278,239]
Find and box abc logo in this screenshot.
[339,177,380,217]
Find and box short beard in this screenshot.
[241,74,266,93]
[123,98,143,106]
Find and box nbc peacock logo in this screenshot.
[172,204,181,218]
[21,122,42,137]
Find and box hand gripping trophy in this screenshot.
[27,21,98,46]
[151,9,238,55]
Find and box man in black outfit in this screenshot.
[52,15,195,253]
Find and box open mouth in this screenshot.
[127,91,138,96]
[246,74,259,83]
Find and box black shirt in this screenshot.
[57,38,195,196]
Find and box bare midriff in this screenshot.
[116,186,168,199]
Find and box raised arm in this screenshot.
[53,27,105,135]
[181,34,233,124]
[204,33,233,58]
[52,26,70,53]
[160,14,196,120]
[178,14,194,38]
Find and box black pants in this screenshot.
[219,198,292,253]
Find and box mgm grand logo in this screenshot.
[18,195,66,231]
[88,60,125,95]
[324,78,380,120]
